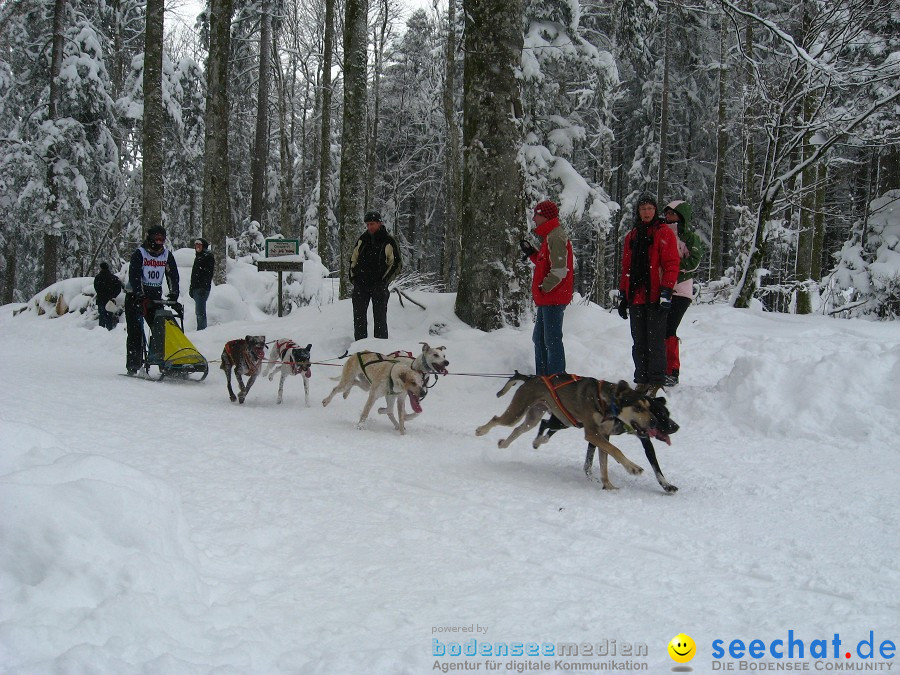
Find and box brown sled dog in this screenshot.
[475,372,678,491]
[221,335,267,404]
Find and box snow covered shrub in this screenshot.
[827,190,900,319]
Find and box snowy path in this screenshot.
[1,296,898,673]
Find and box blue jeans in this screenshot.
[533,304,567,375]
[191,288,210,330]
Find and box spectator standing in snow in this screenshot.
[520,200,574,375]
[189,238,215,330]
[662,200,705,386]
[348,211,402,340]
[124,226,180,375]
[93,262,122,330]
[617,194,680,388]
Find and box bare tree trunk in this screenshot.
[441,0,460,288]
[42,0,67,289]
[711,9,728,278]
[366,0,388,207]
[2,224,16,303]
[141,0,165,238]
[250,0,271,226]
[811,161,826,279]
[655,2,671,205]
[338,0,369,299]
[795,92,816,314]
[203,0,233,284]
[455,0,526,330]
[274,27,294,237]
[317,0,336,265]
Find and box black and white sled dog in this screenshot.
[263,339,313,405]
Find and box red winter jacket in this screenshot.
[529,216,574,306]
[619,219,680,305]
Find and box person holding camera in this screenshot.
[520,200,573,376]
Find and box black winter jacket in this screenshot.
[349,226,401,287]
[94,269,123,304]
[190,239,215,293]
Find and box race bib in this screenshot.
[138,247,169,287]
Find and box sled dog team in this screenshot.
[218,338,682,492]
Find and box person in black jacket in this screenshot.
[124,225,180,374]
[93,262,123,330]
[189,237,215,330]
[348,211,401,340]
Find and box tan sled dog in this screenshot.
[322,351,427,433]
[475,373,665,489]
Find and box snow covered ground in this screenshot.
[1,291,898,673]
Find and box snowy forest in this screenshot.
[1,0,898,324]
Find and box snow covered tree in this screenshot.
[455,0,527,330]
[519,0,618,304]
[338,0,368,299]
[203,0,233,283]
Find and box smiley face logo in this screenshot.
[668,634,696,663]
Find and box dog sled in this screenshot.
[141,300,209,381]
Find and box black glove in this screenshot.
[167,291,179,302]
[659,287,673,311]
[519,239,537,261]
[617,297,628,320]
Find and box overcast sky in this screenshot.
[166,0,443,34]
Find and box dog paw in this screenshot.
[355,422,367,430]
[602,483,619,491]
[276,399,283,405]
[268,374,274,381]
[626,464,644,476]
[321,399,329,407]
[475,425,488,436]
[497,439,510,449]
[238,396,246,404]
[229,395,237,402]
[662,484,678,494]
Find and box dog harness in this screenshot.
[539,373,583,427]
[225,339,262,376]
[275,339,308,375]
[594,380,621,419]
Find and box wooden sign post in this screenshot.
[258,239,302,317]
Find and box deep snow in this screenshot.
[1,291,898,674]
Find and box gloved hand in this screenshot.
[167,291,179,302]
[519,239,537,261]
[659,287,673,311]
[617,297,628,320]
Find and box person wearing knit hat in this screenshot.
[520,199,574,375]
[348,210,402,340]
[661,200,704,386]
[94,262,123,330]
[617,193,680,389]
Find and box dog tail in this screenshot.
[496,370,530,398]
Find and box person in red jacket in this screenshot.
[520,200,574,375]
[617,194,680,387]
